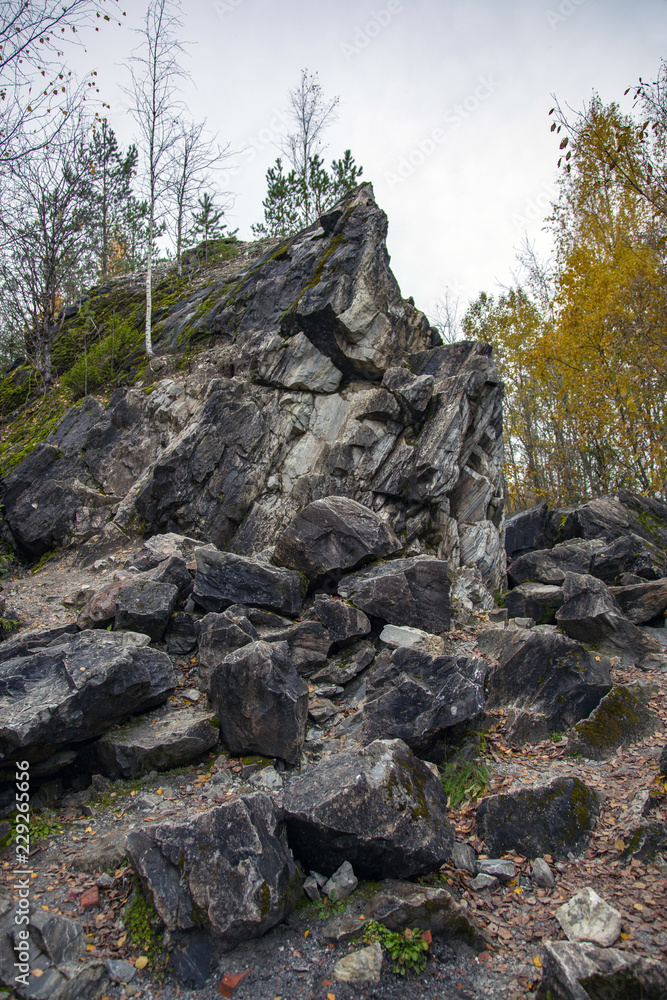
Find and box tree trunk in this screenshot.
[144,212,154,358]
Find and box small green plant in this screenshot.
[11,811,63,843]
[363,920,430,975]
[439,760,491,809]
[313,896,347,920]
[124,883,167,971]
[550,732,564,743]
[60,315,144,399]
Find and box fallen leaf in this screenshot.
[135,956,148,970]
[534,956,542,968]
[32,969,44,978]
[218,968,252,997]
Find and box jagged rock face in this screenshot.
[0,185,505,606]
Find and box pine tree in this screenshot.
[83,121,138,279]
[191,191,228,263]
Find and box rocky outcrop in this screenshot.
[0,185,505,608]
[93,710,219,778]
[337,556,452,632]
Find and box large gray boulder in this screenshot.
[93,710,219,778]
[260,620,331,675]
[311,594,371,645]
[195,610,258,693]
[338,556,451,632]
[273,496,402,580]
[193,546,305,616]
[508,539,604,587]
[556,572,664,668]
[363,647,486,754]
[505,581,564,624]
[0,630,178,763]
[126,794,301,967]
[476,776,600,860]
[208,640,309,764]
[477,625,612,732]
[283,737,454,878]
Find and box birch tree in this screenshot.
[125,0,184,358]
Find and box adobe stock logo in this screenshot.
[546,0,587,30]
[385,75,502,190]
[340,1,405,63]
[213,0,244,18]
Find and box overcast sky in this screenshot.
[76,0,666,325]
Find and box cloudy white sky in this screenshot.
[76,0,666,324]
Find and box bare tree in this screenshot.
[169,120,229,275]
[0,114,96,381]
[0,0,124,163]
[432,288,462,344]
[125,0,185,358]
[279,69,339,226]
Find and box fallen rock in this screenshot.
[114,580,179,642]
[93,710,219,778]
[556,572,664,668]
[539,940,667,1000]
[555,887,621,947]
[619,821,667,864]
[476,858,515,882]
[566,683,662,760]
[164,612,198,655]
[193,546,304,616]
[195,610,258,693]
[273,496,402,580]
[311,594,371,644]
[508,539,603,587]
[322,861,358,902]
[0,631,178,763]
[609,577,667,624]
[127,794,301,961]
[590,531,665,583]
[477,626,612,732]
[451,842,477,874]
[471,873,497,891]
[504,501,552,562]
[261,620,331,675]
[365,880,488,948]
[310,641,375,686]
[504,582,564,624]
[363,646,486,754]
[333,942,383,984]
[379,623,445,653]
[283,737,454,879]
[531,857,555,889]
[338,555,451,633]
[505,709,550,745]
[209,640,309,764]
[475,776,600,860]
[131,531,205,570]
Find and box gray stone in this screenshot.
[273,496,402,580]
[556,572,664,668]
[311,594,371,645]
[333,942,383,984]
[338,555,451,633]
[476,858,515,881]
[365,879,488,947]
[379,623,444,652]
[193,546,304,616]
[505,582,564,624]
[195,610,258,693]
[508,539,604,587]
[478,625,612,733]
[505,709,550,745]
[127,793,301,954]
[531,857,555,888]
[105,959,137,984]
[363,646,487,755]
[209,640,309,764]
[323,861,358,901]
[566,683,662,760]
[540,940,667,1000]
[283,738,454,879]
[0,630,178,764]
[609,577,667,624]
[555,887,621,947]
[590,532,665,584]
[476,776,600,860]
[257,331,343,393]
[114,580,179,642]
[451,842,477,874]
[262,620,331,675]
[382,366,434,417]
[93,710,219,778]
[29,909,86,964]
[303,876,321,901]
[164,612,198,655]
[470,873,498,891]
[310,641,375,686]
